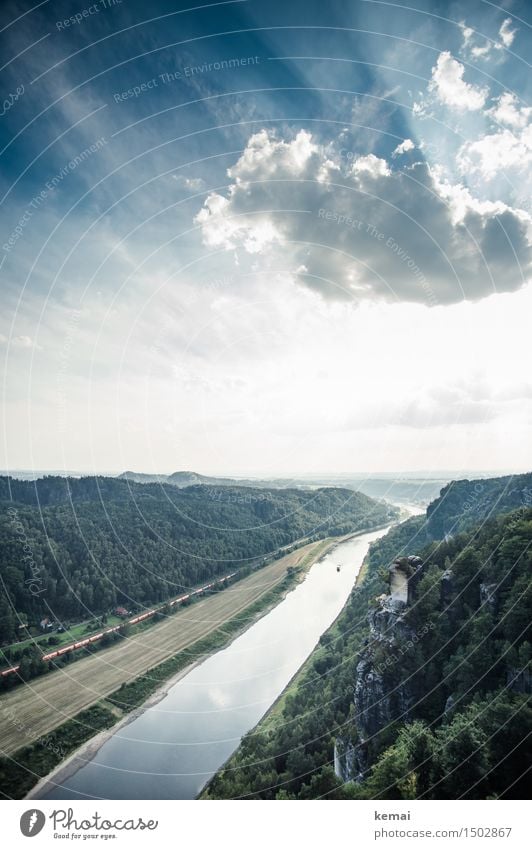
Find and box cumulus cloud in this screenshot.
[458,125,532,179]
[392,139,415,157]
[487,92,532,129]
[429,168,529,228]
[427,52,488,110]
[351,153,391,177]
[195,129,531,307]
[195,130,319,254]
[196,191,280,254]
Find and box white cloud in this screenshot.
[172,175,206,191]
[15,335,34,348]
[428,52,488,111]
[227,128,317,182]
[196,129,531,307]
[499,17,516,48]
[459,21,475,47]
[460,16,517,60]
[488,92,532,129]
[430,167,515,224]
[1,334,38,349]
[195,129,321,254]
[195,191,281,254]
[457,125,532,179]
[392,139,415,157]
[471,43,492,59]
[350,153,391,177]
[458,90,532,183]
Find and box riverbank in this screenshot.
[0,535,337,800]
[25,657,202,800]
[1,536,332,760]
[199,538,377,799]
[201,510,424,800]
[2,523,396,801]
[36,526,392,801]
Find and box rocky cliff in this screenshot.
[335,555,427,782]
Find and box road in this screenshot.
[0,539,330,758]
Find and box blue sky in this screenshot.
[1,0,531,475]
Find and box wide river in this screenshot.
[39,526,392,800]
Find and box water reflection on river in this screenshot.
[39,527,391,800]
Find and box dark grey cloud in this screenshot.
[196,130,531,306]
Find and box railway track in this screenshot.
[1,571,237,678]
[0,540,326,757]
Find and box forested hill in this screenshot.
[118,470,448,506]
[426,472,532,539]
[0,476,395,641]
[118,470,294,489]
[205,474,532,801]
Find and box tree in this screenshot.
[436,710,489,799]
[400,721,437,798]
[0,595,15,644]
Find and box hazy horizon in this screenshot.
[1,465,528,481]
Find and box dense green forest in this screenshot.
[205,475,531,800]
[0,475,394,645]
[426,471,532,538]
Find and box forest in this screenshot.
[0,475,394,646]
[426,472,532,538]
[204,475,532,800]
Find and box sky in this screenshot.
[0,0,531,477]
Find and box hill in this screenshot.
[118,470,451,506]
[118,470,298,489]
[426,472,532,538]
[0,476,395,644]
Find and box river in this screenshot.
[38,525,393,800]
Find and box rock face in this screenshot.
[334,738,357,783]
[334,555,425,783]
[440,569,454,601]
[507,667,532,694]
[389,555,423,604]
[444,694,455,715]
[354,657,394,737]
[480,582,498,611]
[368,595,411,643]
